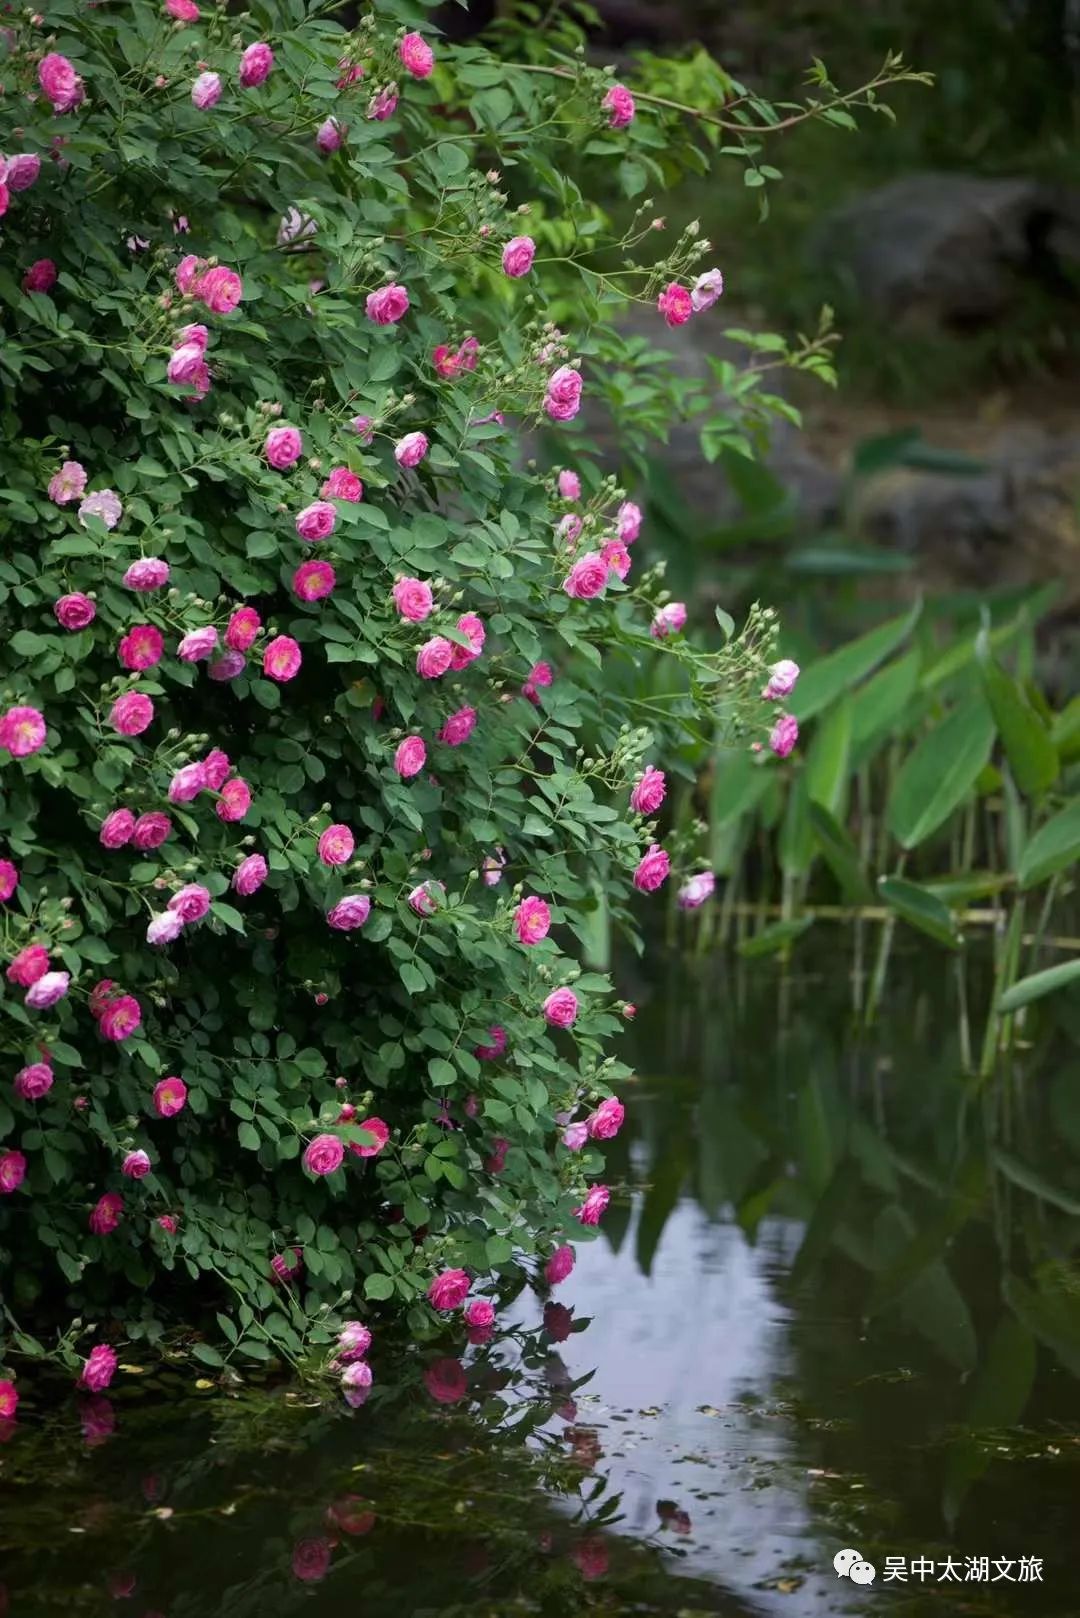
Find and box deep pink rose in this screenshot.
[0,706,46,757]
[303,1133,344,1176]
[123,557,170,591]
[522,659,554,705]
[438,706,476,746]
[265,425,302,469]
[543,365,582,422]
[110,692,154,736]
[416,636,453,680]
[191,71,222,109]
[544,1244,575,1285]
[543,1301,573,1341]
[602,539,631,580]
[587,1097,624,1140]
[0,1379,17,1419]
[294,559,336,601]
[563,552,607,600]
[366,283,409,325]
[225,605,261,650]
[514,895,551,945]
[394,431,428,468]
[175,253,206,294]
[47,460,87,504]
[232,854,268,896]
[573,1184,610,1226]
[474,1025,507,1060]
[0,1151,26,1194]
[100,808,135,849]
[263,635,302,682]
[38,53,84,112]
[54,592,95,630]
[239,41,274,87]
[79,1345,118,1393]
[502,235,535,277]
[295,501,336,542]
[202,747,231,790]
[770,714,799,758]
[167,342,207,385]
[394,736,426,778]
[89,1192,123,1234]
[367,85,399,122]
[450,612,484,670]
[543,987,579,1027]
[630,765,666,814]
[393,576,433,622]
[216,776,252,821]
[573,1537,609,1581]
[348,1115,389,1158]
[633,844,670,892]
[327,895,371,931]
[14,1062,53,1101]
[318,824,355,866]
[153,1076,188,1117]
[408,880,444,916]
[122,1149,152,1179]
[602,82,635,127]
[0,861,17,902]
[6,945,48,987]
[292,1536,332,1585]
[399,31,434,77]
[99,994,141,1042]
[658,282,693,326]
[651,602,687,639]
[428,1268,469,1310]
[133,811,172,849]
[118,624,163,671]
[167,0,200,19]
[320,466,363,502]
[199,266,243,313]
[465,1299,495,1329]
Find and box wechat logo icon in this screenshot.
[834,1548,877,1585]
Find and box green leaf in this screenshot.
[850,650,921,750]
[736,916,813,956]
[485,1234,513,1265]
[428,1056,456,1087]
[1017,800,1080,890]
[805,693,852,819]
[1004,1273,1080,1378]
[878,875,960,949]
[790,600,921,723]
[976,636,1058,797]
[192,1342,225,1367]
[364,1272,395,1300]
[808,801,873,903]
[997,958,1080,1013]
[993,1148,1080,1216]
[888,698,996,849]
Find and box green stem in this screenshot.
[865,851,907,1026]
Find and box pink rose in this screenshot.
[239,41,274,87]
[522,660,554,705]
[482,849,506,886]
[342,1359,373,1396]
[225,605,261,650]
[123,557,170,591]
[320,466,363,502]
[393,576,433,622]
[199,266,243,313]
[0,861,15,904]
[317,116,344,153]
[191,71,222,109]
[7,153,41,192]
[291,1534,334,1580]
[394,431,428,469]
[122,1149,152,1179]
[602,540,631,580]
[394,735,426,778]
[110,692,154,736]
[573,1538,609,1581]
[294,560,336,601]
[0,1150,27,1194]
[0,1379,17,1419]
[100,808,135,849]
[167,883,211,923]
[99,994,141,1041]
[633,844,670,892]
[202,748,231,790]
[133,811,172,849]
[303,1133,344,1176]
[167,0,200,17]
[265,425,302,469]
[437,706,476,747]
[295,501,336,542]
[48,460,87,504]
[770,714,799,758]
[79,1345,118,1393]
[54,592,95,630]
[210,649,246,681]
[562,1121,589,1150]
[366,283,410,325]
[416,636,453,680]
[367,84,399,122]
[630,765,666,814]
[338,1321,372,1357]
[433,343,459,379]
[167,342,207,385]
[502,235,536,278]
[650,602,687,639]
[119,624,163,671]
[587,1096,624,1140]
[691,267,724,311]
[544,1244,575,1285]
[617,500,642,543]
[557,469,581,500]
[177,625,219,662]
[558,513,582,546]
[474,1025,507,1060]
[175,253,206,294]
[543,365,582,422]
[514,895,551,945]
[157,1214,179,1234]
[327,894,371,930]
[263,635,302,682]
[408,881,445,916]
[573,1184,610,1226]
[763,659,799,700]
[563,552,607,599]
[318,824,355,866]
[349,1115,389,1158]
[465,1298,495,1328]
[153,1076,188,1117]
[350,414,374,442]
[216,776,252,821]
[428,1268,469,1311]
[14,1062,53,1101]
[425,1357,467,1404]
[88,1191,123,1233]
[398,31,434,77]
[678,872,716,909]
[78,489,122,529]
[450,612,484,670]
[658,282,693,326]
[38,52,84,112]
[6,945,49,987]
[233,853,268,896]
[147,910,183,946]
[543,987,579,1027]
[602,82,635,128]
[271,1247,302,1283]
[22,257,57,295]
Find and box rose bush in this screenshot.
[0,0,914,1382]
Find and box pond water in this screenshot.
[4,943,1080,1616]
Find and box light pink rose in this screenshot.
[678,872,716,909]
[191,71,222,110]
[147,910,183,946]
[238,41,274,88]
[367,84,399,121]
[601,539,631,581]
[294,560,336,601]
[265,425,302,469]
[587,1097,624,1140]
[393,576,433,622]
[0,1150,27,1193]
[78,489,122,529]
[216,776,251,821]
[304,1134,344,1176]
[110,691,154,736]
[0,706,46,757]
[100,808,135,848]
[399,31,434,77]
[602,82,635,128]
[38,52,84,112]
[157,1213,179,1234]
[175,253,207,293]
[563,552,607,599]
[168,761,208,803]
[558,513,582,546]
[562,1121,589,1150]
[350,414,374,441]
[763,659,799,700]
[54,592,95,630]
[502,235,535,277]
[394,431,428,468]
[263,635,302,682]
[651,602,687,639]
[543,987,579,1027]
[6,945,49,986]
[327,895,371,931]
[437,706,476,746]
[545,1244,575,1285]
[133,811,172,848]
[119,624,163,670]
[658,282,693,326]
[317,116,344,153]
[338,1321,372,1357]
[48,460,87,504]
[394,735,426,778]
[295,501,336,542]
[14,1062,53,1101]
[168,883,211,923]
[770,714,799,758]
[79,1345,118,1392]
[318,824,355,866]
[342,1357,373,1393]
[167,341,206,384]
[617,500,642,543]
[543,365,582,422]
[408,880,445,916]
[633,844,670,892]
[232,854,268,895]
[153,1076,188,1117]
[198,265,243,313]
[122,1149,152,1179]
[630,765,666,814]
[514,895,551,945]
[428,1268,469,1310]
[6,153,41,191]
[366,284,410,325]
[482,849,506,886]
[416,636,453,679]
[123,557,170,590]
[557,469,581,500]
[225,605,261,650]
[450,612,484,670]
[573,1184,610,1226]
[321,466,363,502]
[177,625,218,662]
[691,267,724,311]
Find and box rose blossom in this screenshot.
[263,635,302,682]
[123,557,170,591]
[617,500,642,544]
[394,431,428,469]
[7,153,41,191]
[658,282,693,327]
[327,895,371,931]
[110,692,154,736]
[168,883,211,924]
[209,651,246,681]
[157,1214,178,1235]
[602,82,635,127]
[292,559,336,603]
[54,592,95,630]
[295,501,336,542]
[265,425,302,469]
[318,824,355,866]
[216,776,251,821]
[394,736,426,778]
[563,552,607,599]
[153,1076,188,1117]
[100,808,135,848]
[191,71,222,110]
[270,1247,302,1283]
[543,365,582,422]
[543,987,580,1029]
[175,253,206,294]
[119,624,163,671]
[678,871,716,909]
[223,606,260,651]
[341,1359,373,1396]
[770,714,799,758]
[202,747,230,790]
[317,116,344,153]
[763,659,800,700]
[133,811,172,848]
[399,31,434,77]
[502,235,535,277]
[438,706,476,747]
[514,895,551,945]
[691,267,725,311]
[167,0,200,17]
[474,1025,507,1060]
[177,625,218,662]
[482,848,506,886]
[304,1134,344,1176]
[366,283,409,325]
[450,612,484,670]
[48,460,87,504]
[522,660,554,704]
[558,513,582,546]
[350,414,374,442]
[321,466,363,502]
[167,342,207,386]
[587,1097,625,1140]
[367,84,399,121]
[0,1379,17,1420]
[0,864,15,910]
[433,343,459,379]
[573,1184,611,1226]
[428,1268,469,1311]
[233,853,268,896]
[425,1357,467,1404]
[122,1149,151,1179]
[601,539,631,580]
[199,266,243,313]
[562,1121,589,1150]
[0,1150,27,1194]
[545,1245,576,1287]
[349,1116,389,1158]
[557,469,581,500]
[239,41,274,87]
[79,1345,118,1393]
[416,636,453,680]
[89,1192,123,1234]
[408,881,445,916]
[7,945,49,987]
[392,576,433,622]
[99,994,141,1041]
[630,765,666,815]
[14,1062,53,1101]
[338,1321,372,1357]
[38,52,84,112]
[78,488,123,529]
[634,844,670,892]
[0,706,46,758]
[465,1298,495,1329]
[651,602,687,639]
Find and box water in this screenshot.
[4,946,1080,1615]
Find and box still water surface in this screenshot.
[4,948,1080,1615]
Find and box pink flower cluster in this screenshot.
[657,269,724,328]
[175,255,244,315]
[166,320,211,398]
